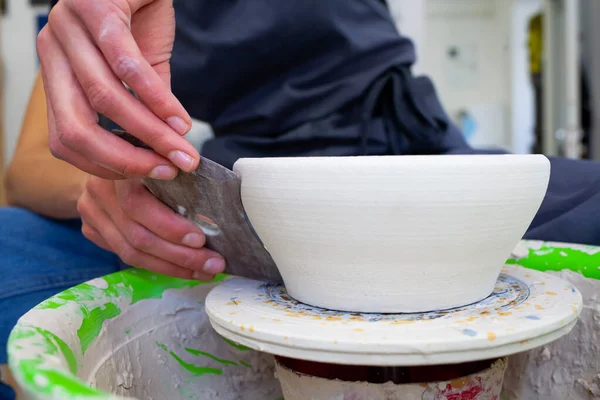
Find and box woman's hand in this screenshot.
[38,0,199,180]
[78,176,225,280]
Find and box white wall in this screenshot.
[510,0,542,154]
[421,0,513,150]
[1,0,47,165]
[387,0,426,74]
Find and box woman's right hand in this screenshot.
[38,0,200,180]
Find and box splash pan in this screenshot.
[7,240,594,399]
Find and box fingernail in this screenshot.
[168,150,196,171]
[203,258,226,275]
[182,232,205,248]
[166,116,190,135]
[148,165,178,180]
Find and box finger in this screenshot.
[87,179,225,275]
[73,0,191,127]
[41,69,125,179]
[130,0,175,89]
[81,221,113,252]
[38,25,181,179]
[115,180,208,248]
[78,190,115,252]
[79,187,209,280]
[49,7,199,172]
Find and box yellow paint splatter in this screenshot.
[487,332,496,341]
[519,339,529,345]
[465,316,477,322]
[353,328,364,332]
[249,326,255,333]
[535,304,544,310]
[285,313,300,318]
[546,291,557,296]
[450,377,468,389]
[572,306,578,313]
[389,320,416,325]
[499,312,512,317]
[349,317,366,322]
[272,318,281,322]
[326,317,342,322]
[312,316,322,320]
[240,324,245,331]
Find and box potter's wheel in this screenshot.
[206,265,582,366]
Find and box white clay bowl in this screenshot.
[233,155,550,313]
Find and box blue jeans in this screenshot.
[0,207,122,399]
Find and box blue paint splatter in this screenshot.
[526,315,540,320]
[571,287,576,293]
[462,329,477,337]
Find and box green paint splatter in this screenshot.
[35,269,227,357]
[124,328,131,335]
[239,360,252,368]
[37,269,226,311]
[78,303,121,355]
[10,271,230,399]
[38,328,78,375]
[222,337,251,351]
[17,359,103,398]
[157,343,222,376]
[105,270,226,305]
[507,244,600,280]
[184,347,238,366]
[9,325,78,375]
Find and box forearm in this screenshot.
[5,155,86,219]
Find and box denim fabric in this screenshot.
[0,207,122,365]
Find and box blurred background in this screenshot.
[0,0,597,203]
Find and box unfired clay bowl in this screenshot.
[233,155,550,313]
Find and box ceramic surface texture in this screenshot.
[233,155,550,312]
[502,241,600,400]
[205,265,582,366]
[275,357,507,400]
[7,270,282,400]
